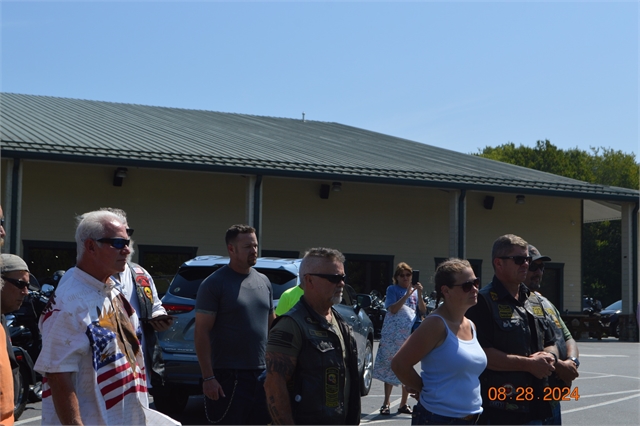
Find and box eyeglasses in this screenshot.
[2,276,30,290]
[96,238,131,249]
[499,256,532,266]
[398,273,412,278]
[307,273,346,284]
[449,278,480,292]
[529,262,545,272]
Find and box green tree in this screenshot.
[477,140,638,308]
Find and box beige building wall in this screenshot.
[9,160,248,257]
[1,158,582,311]
[465,191,582,312]
[261,177,451,283]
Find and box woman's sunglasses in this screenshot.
[449,278,480,292]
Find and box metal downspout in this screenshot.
[10,159,20,254]
[458,189,466,259]
[253,175,263,238]
[633,201,639,326]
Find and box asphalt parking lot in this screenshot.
[14,338,640,425]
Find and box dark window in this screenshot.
[22,240,77,285]
[137,245,198,296]
[344,254,394,295]
[539,263,564,311]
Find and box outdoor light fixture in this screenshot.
[516,195,525,204]
[332,182,342,192]
[113,167,128,187]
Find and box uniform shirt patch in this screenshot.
[498,304,513,318]
[532,306,544,317]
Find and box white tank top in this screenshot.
[419,315,487,417]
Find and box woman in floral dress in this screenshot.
[373,262,426,415]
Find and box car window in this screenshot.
[168,266,220,299]
[342,285,357,306]
[167,265,297,300]
[604,300,622,311]
[254,268,297,299]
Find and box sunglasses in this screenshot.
[2,276,30,290]
[307,273,346,284]
[449,278,480,292]
[398,273,412,278]
[126,228,134,237]
[499,256,532,266]
[96,238,131,249]
[529,262,545,272]
[0,218,4,227]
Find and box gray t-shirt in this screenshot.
[195,265,273,369]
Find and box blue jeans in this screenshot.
[412,402,480,425]
[203,369,270,425]
[542,402,561,425]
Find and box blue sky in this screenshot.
[1,0,637,156]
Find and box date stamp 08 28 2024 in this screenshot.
[487,387,580,402]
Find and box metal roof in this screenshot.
[1,93,637,202]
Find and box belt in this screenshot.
[461,413,480,422]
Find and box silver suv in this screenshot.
[152,256,374,415]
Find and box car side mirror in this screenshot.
[357,294,372,309]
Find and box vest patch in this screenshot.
[498,304,513,318]
[325,367,339,408]
[532,306,544,317]
[490,291,499,301]
[310,329,328,337]
[316,340,335,352]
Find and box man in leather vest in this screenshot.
[100,208,172,389]
[524,245,579,425]
[265,247,361,425]
[467,234,559,425]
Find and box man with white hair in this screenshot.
[34,210,164,425]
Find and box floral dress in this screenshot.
[372,284,418,385]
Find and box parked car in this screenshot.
[152,255,375,415]
[600,300,622,338]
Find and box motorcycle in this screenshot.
[6,277,55,419]
[363,290,387,339]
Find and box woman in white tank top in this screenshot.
[391,258,487,425]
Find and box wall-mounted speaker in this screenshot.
[319,184,331,199]
[483,196,495,210]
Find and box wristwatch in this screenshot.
[569,357,580,368]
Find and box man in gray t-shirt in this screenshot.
[194,224,275,425]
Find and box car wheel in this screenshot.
[612,320,620,338]
[360,339,373,396]
[151,384,189,416]
[13,365,30,420]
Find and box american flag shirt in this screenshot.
[35,267,149,425]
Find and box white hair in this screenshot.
[75,210,125,262]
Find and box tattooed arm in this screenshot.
[264,351,297,425]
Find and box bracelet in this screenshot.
[203,375,216,382]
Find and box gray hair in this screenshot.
[75,210,126,261]
[299,247,345,279]
[491,234,528,269]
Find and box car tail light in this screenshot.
[162,303,195,315]
[15,353,23,362]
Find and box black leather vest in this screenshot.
[278,297,361,425]
[477,279,552,418]
[128,263,164,385]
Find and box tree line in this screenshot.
[476,140,638,308]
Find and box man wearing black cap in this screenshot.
[524,245,579,425]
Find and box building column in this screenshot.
[2,158,23,255]
[246,175,263,254]
[449,190,466,259]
